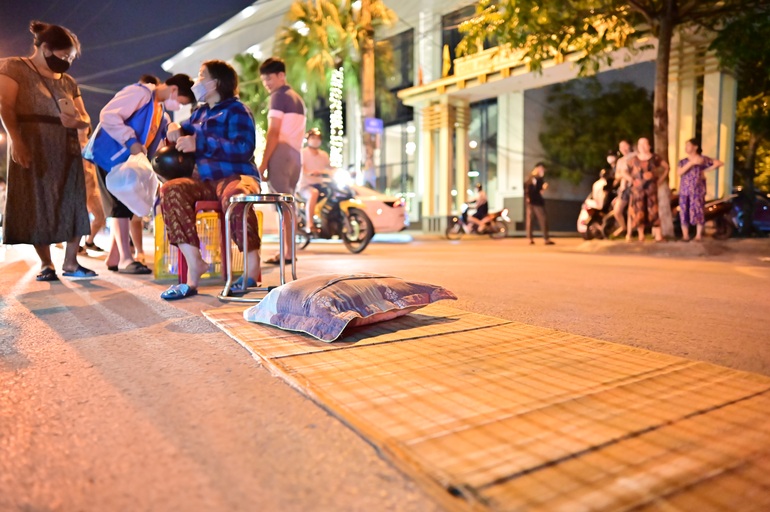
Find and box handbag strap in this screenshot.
[21,57,63,114]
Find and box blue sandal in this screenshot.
[62,265,97,278]
[161,283,198,301]
[233,276,258,290]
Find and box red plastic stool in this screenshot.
[178,201,228,284]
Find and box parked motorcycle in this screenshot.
[445,203,510,240]
[577,173,614,240]
[577,197,609,240]
[295,176,375,254]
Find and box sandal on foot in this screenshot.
[161,283,198,301]
[233,276,258,290]
[62,265,97,278]
[264,254,294,265]
[84,242,105,252]
[107,265,118,272]
[118,261,152,274]
[36,267,59,282]
[228,276,258,296]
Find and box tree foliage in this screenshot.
[733,95,770,189]
[456,0,643,76]
[456,0,769,155]
[710,6,770,191]
[273,0,397,119]
[234,53,271,136]
[539,78,653,183]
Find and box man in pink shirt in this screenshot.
[258,57,306,264]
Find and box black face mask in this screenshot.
[45,52,71,74]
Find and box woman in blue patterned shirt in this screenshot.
[159,60,261,300]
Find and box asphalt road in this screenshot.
[1,234,768,511]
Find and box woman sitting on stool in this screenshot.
[159,60,262,300]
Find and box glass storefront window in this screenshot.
[468,99,498,206]
[377,121,418,219]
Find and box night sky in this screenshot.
[0,0,256,123]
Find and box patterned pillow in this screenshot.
[243,273,457,342]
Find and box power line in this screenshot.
[83,9,240,51]
[76,49,179,82]
[75,0,117,34]
[74,5,286,84]
[79,83,120,95]
[59,0,91,27]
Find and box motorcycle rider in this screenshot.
[297,127,330,234]
[462,183,489,232]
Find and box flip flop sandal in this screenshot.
[84,242,105,252]
[36,267,59,282]
[118,261,152,274]
[233,276,258,289]
[62,265,97,278]
[161,283,198,301]
[264,255,294,265]
[228,276,259,297]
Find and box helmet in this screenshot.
[152,145,195,181]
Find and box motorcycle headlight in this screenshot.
[333,169,352,188]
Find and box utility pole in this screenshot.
[360,0,376,188]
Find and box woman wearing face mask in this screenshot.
[85,72,195,274]
[0,21,94,281]
[158,60,262,300]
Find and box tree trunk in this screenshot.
[654,12,675,238]
[360,0,377,189]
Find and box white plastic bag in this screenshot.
[105,153,159,217]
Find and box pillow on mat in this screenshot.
[243,273,457,342]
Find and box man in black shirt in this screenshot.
[525,162,555,245]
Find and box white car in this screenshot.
[255,183,409,235]
[349,185,410,233]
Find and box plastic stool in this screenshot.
[219,193,296,302]
[178,201,228,284]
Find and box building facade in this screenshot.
[165,0,737,232]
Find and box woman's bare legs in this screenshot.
[177,243,208,289]
[694,223,704,241]
[245,249,261,285]
[105,218,136,269]
[33,244,54,270]
[130,216,145,263]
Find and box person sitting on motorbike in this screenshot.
[591,169,612,212]
[297,128,331,234]
[462,183,489,231]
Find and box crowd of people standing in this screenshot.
[602,137,723,242]
[0,20,308,301]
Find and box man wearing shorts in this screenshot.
[258,57,306,264]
